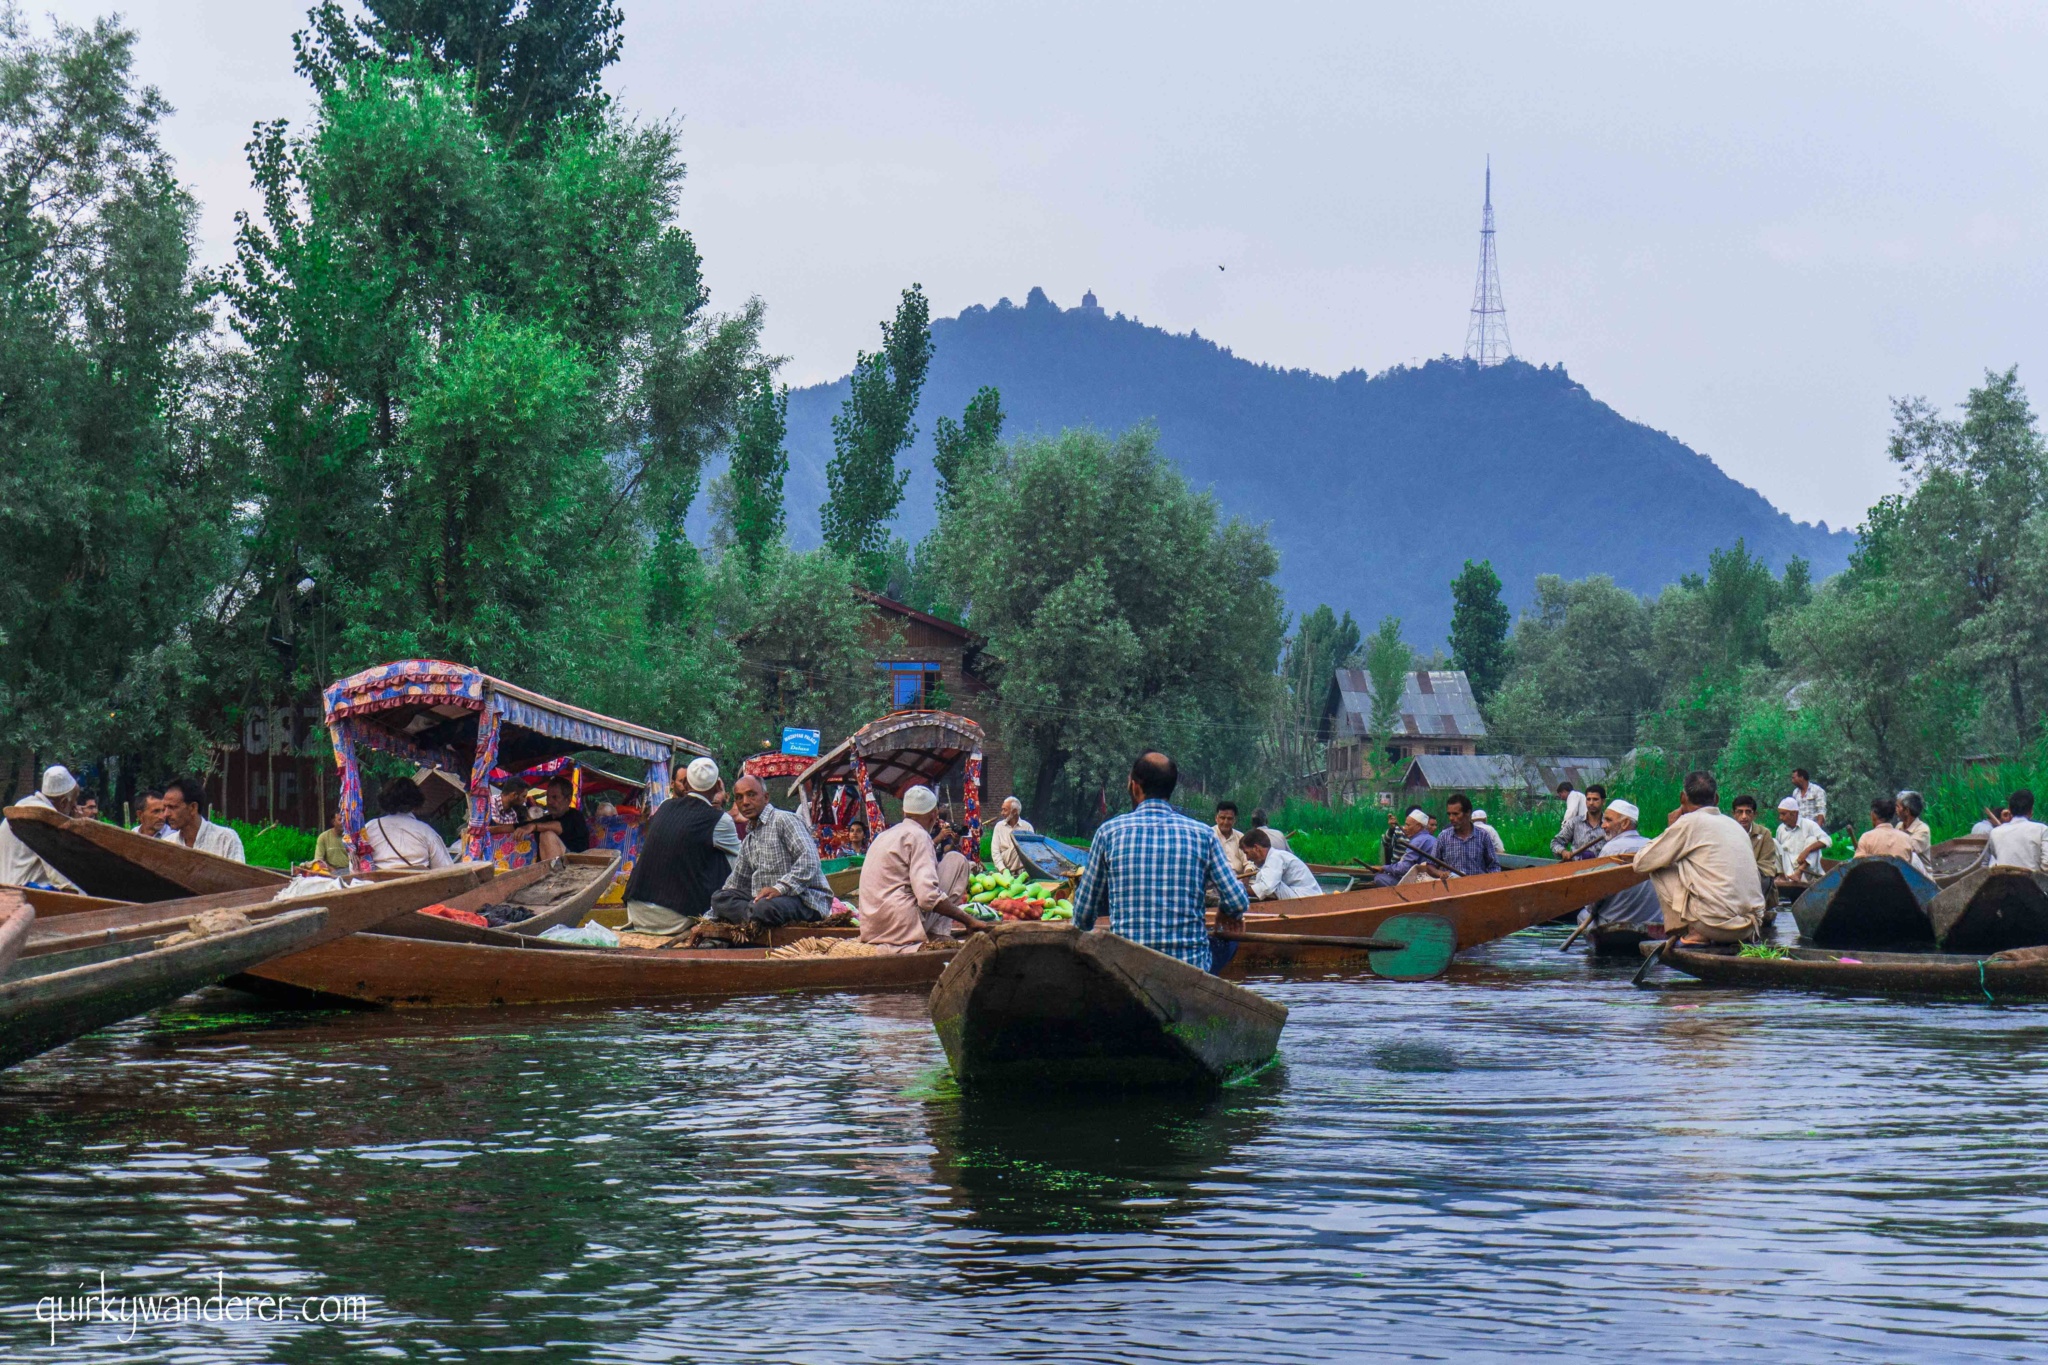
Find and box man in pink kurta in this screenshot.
[858,785,980,953]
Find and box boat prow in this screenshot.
[928,923,1287,1090]
[3,804,287,901]
[1790,856,1939,950]
[1930,866,2048,954]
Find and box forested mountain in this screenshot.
[770,287,1852,642]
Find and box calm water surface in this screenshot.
[4,927,2047,1362]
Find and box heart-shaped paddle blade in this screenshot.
[1368,912,1457,980]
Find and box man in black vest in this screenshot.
[624,756,738,932]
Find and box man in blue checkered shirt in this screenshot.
[1072,751,1250,972]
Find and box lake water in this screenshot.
[4,926,2047,1362]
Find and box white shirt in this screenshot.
[1475,820,1507,855]
[1773,817,1829,877]
[159,817,246,863]
[0,792,77,889]
[990,815,1035,874]
[1792,783,1827,826]
[1256,824,1292,854]
[1982,817,2048,873]
[360,813,454,871]
[1250,847,1323,900]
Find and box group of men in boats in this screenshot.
[0,765,249,890]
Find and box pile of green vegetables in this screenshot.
[966,870,1074,922]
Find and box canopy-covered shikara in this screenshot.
[789,710,986,858]
[324,660,706,867]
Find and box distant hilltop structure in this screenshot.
[1463,160,1513,367]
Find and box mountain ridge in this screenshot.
[751,288,1852,643]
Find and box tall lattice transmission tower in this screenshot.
[1462,160,1513,366]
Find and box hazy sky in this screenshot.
[49,1,2048,530]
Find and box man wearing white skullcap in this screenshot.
[1470,808,1506,857]
[1772,796,1829,881]
[623,753,740,932]
[1572,797,1660,942]
[1633,770,1765,950]
[1372,808,1439,886]
[0,765,81,889]
[857,784,983,953]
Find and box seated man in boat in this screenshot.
[1854,796,1928,871]
[624,757,740,932]
[1730,795,1780,908]
[1978,788,2047,872]
[1772,797,1829,885]
[990,796,1034,875]
[132,786,166,839]
[856,785,984,953]
[1632,770,1766,953]
[1371,810,1439,887]
[0,764,81,889]
[1071,751,1248,972]
[1895,791,1931,859]
[1470,808,1507,857]
[1427,793,1502,878]
[505,776,591,861]
[1213,800,1252,881]
[1241,826,1321,900]
[1577,798,1660,937]
[360,777,455,871]
[1249,808,1291,854]
[702,774,833,937]
[157,777,246,862]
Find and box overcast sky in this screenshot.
[51,0,2048,531]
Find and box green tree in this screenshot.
[925,425,1283,824]
[1486,574,1656,757]
[724,374,788,570]
[932,385,1004,510]
[1261,604,1359,801]
[0,11,235,778]
[823,284,932,582]
[297,0,623,141]
[1447,558,1510,703]
[1362,616,1413,747]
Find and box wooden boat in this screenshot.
[1011,831,1088,881]
[17,886,128,918]
[373,850,620,944]
[3,804,286,901]
[1587,908,1777,959]
[16,863,492,961]
[232,932,957,1008]
[1221,856,1643,968]
[1929,867,2048,955]
[1927,834,1988,885]
[1656,942,2048,1000]
[928,922,1288,1089]
[1789,856,1939,950]
[0,892,29,975]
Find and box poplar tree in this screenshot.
[932,386,1004,510]
[1448,559,1512,704]
[822,285,932,582]
[726,375,789,571]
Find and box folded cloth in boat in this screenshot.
[421,904,488,927]
[479,902,533,926]
[161,908,253,948]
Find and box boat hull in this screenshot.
[929,923,1287,1089]
[1790,857,1939,950]
[373,851,620,945]
[1661,943,2048,999]
[3,804,286,901]
[1929,867,2048,955]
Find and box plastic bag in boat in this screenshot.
[538,923,620,947]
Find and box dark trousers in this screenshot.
[707,887,821,928]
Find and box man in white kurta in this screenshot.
[1772,798,1830,880]
[1633,773,1766,946]
[989,797,1034,875]
[0,766,81,889]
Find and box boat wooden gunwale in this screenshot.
[928,922,1287,1089]
[2,907,332,1070]
[231,931,960,1009]
[1927,834,1988,887]
[0,892,30,975]
[1218,855,1644,968]
[3,804,287,901]
[18,863,493,961]
[1928,866,2048,955]
[15,886,130,919]
[1789,855,1939,950]
[1658,941,2048,998]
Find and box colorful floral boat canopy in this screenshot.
[791,710,985,855]
[324,659,706,860]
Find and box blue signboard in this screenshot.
[780,727,821,758]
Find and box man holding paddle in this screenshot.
[1071,751,1249,974]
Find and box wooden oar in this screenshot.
[1221,911,1457,981]
[1630,936,1667,986]
[1559,915,1594,952]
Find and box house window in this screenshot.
[878,661,942,709]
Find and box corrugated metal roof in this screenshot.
[1330,669,1487,741]
[1398,754,1614,793]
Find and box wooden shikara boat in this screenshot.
[17,886,127,919]
[374,850,620,945]
[1221,856,1643,968]
[1929,867,2048,955]
[929,922,1288,1089]
[1586,909,1777,959]
[1927,835,1988,886]
[1011,831,1088,882]
[3,804,286,901]
[1789,856,1939,950]
[232,932,958,1008]
[1656,942,2048,1000]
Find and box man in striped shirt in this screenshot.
[1072,751,1250,972]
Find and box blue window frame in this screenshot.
[878,661,942,709]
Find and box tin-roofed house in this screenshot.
[1322,669,1486,795]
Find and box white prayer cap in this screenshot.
[1608,798,1639,823]
[686,757,721,792]
[902,785,938,815]
[1405,808,1429,826]
[1777,796,1800,813]
[41,765,76,797]
[1472,809,1489,822]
